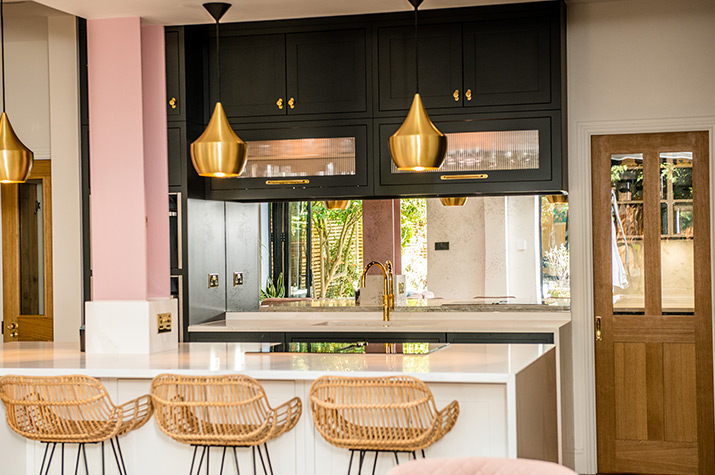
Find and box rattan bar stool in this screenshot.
[150,373,302,475]
[310,375,459,475]
[0,374,153,475]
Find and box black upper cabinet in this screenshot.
[165,28,184,119]
[286,30,367,115]
[219,34,286,117]
[462,17,551,108]
[378,24,462,111]
[213,29,367,118]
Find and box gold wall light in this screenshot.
[547,194,568,204]
[324,200,350,210]
[190,3,247,178]
[388,0,447,172]
[0,0,32,184]
[440,197,467,207]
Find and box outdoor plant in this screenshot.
[259,272,285,301]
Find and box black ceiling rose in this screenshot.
[408,0,424,10]
[203,2,231,23]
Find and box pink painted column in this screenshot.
[87,18,169,300]
[362,199,402,274]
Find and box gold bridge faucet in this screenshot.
[360,260,394,322]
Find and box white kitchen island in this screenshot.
[0,342,557,475]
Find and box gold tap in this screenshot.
[360,260,394,322]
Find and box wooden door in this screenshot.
[592,132,714,475]
[377,23,462,111]
[286,29,367,115]
[215,33,287,118]
[462,17,551,108]
[2,160,53,342]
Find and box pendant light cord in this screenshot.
[215,19,221,102]
[1,0,5,113]
[413,5,420,94]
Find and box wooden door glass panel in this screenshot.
[377,24,462,111]
[390,129,539,174]
[18,180,44,316]
[611,154,646,313]
[239,137,356,179]
[660,152,694,313]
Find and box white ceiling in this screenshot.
[26,0,550,26]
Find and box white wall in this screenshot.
[566,0,715,472]
[0,4,82,344]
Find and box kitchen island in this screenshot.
[0,342,557,475]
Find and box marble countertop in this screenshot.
[259,298,570,313]
[0,342,553,383]
[190,310,570,334]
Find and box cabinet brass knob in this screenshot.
[453,89,459,101]
[169,97,177,109]
[595,316,603,342]
[288,97,295,109]
[465,89,472,101]
[276,98,284,110]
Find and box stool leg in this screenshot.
[115,438,128,475]
[40,442,56,475]
[189,446,198,475]
[252,446,257,475]
[206,446,210,475]
[232,447,241,475]
[357,451,366,475]
[38,443,50,475]
[219,447,226,475]
[74,444,82,475]
[195,446,207,475]
[347,450,354,475]
[109,438,126,475]
[62,443,65,475]
[263,444,274,475]
[101,441,105,475]
[421,449,426,458]
[255,445,268,475]
[82,444,89,475]
[371,452,378,475]
[393,452,399,465]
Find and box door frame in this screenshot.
[567,117,715,474]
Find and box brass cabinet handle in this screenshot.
[453,89,460,101]
[440,174,488,181]
[265,179,310,185]
[595,316,603,342]
[466,89,472,101]
[169,97,177,109]
[7,322,18,330]
[276,98,284,110]
[288,97,295,109]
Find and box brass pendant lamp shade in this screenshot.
[0,0,32,183]
[388,0,447,172]
[324,200,350,210]
[190,102,246,177]
[547,194,568,204]
[190,3,247,178]
[440,197,467,207]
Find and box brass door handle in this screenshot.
[288,97,295,109]
[7,322,18,330]
[276,98,284,110]
[169,97,177,109]
[453,89,460,101]
[465,89,472,101]
[9,331,18,338]
[595,316,603,342]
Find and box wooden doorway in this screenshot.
[592,132,714,474]
[2,160,53,341]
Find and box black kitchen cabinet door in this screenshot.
[165,28,184,119]
[378,24,462,111]
[167,124,185,188]
[462,17,552,108]
[215,34,287,117]
[285,29,367,115]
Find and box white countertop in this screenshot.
[0,342,553,384]
[189,311,570,333]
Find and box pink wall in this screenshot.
[87,18,169,300]
[141,25,170,298]
[362,199,402,274]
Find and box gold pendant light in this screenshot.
[191,3,247,178]
[388,0,447,172]
[0,0,32,183]
[440,197,467,207]
[324,200,350,210]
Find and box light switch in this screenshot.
[233,272,244,286]
[208,273,219,288]
[516,239,527,251]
